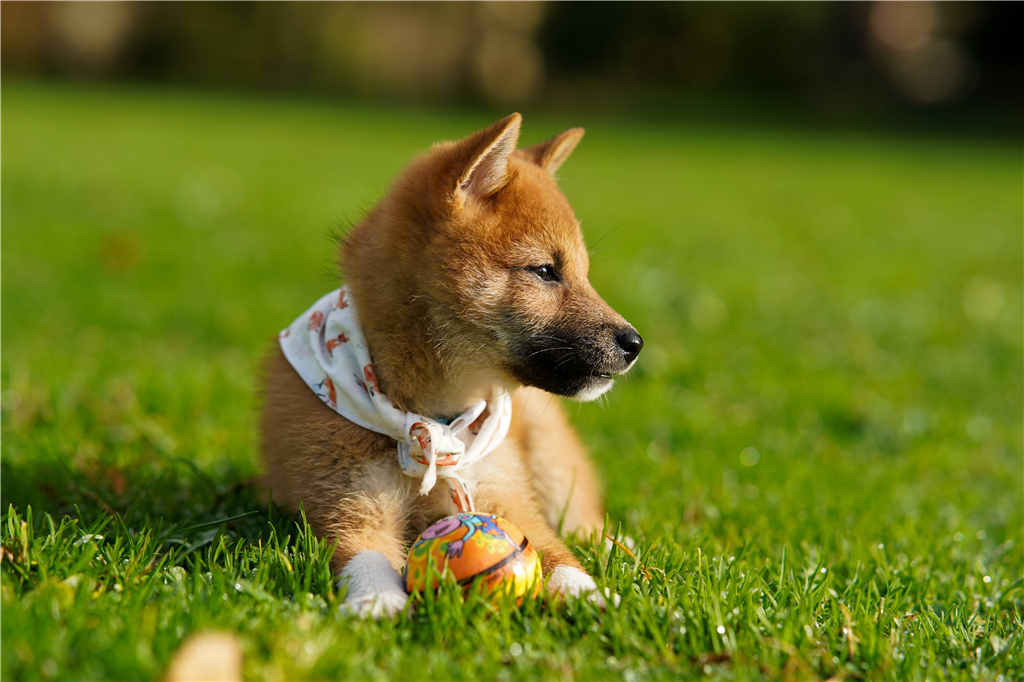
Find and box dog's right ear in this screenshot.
[519,127,585,176]
[449,113,522,209]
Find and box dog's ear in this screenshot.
[452,113,522,206]
[519,128,585,176]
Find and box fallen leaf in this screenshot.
[166,631,242,682]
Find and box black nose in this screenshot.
[616,329,643,364]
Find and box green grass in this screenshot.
[2,80,1021,681]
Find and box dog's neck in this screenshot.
[349,293,497,418]
[360,307,479,413]
[343,209,502,418]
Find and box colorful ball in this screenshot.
[404,513,541,601]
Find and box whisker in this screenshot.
[587,223,629,254]
[524,346,574,359]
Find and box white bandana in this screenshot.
[278,286,512,514]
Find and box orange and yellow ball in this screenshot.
[404,512,541,601]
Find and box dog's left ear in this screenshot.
[453,113,522,206]
[519,128,585,176]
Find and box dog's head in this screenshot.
[345,114,641,404]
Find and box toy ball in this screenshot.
[404,512,541,601]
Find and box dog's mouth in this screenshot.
[571,374,616,402]
[506,327,638,402]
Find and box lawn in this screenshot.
[1,81,1021,681]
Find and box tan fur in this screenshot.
[260,114,639,582]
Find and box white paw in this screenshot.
[547,566,621,608]
[337,550,409,619]
[340,589,409,619]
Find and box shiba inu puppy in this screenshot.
[261,113,642,617]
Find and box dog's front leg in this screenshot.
[506,511,621,608]
[470,456,620,608]
[321,462,413,618]
[337,550,408,619]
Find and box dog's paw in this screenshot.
[340,589,409,619]
[547,566,621,608]
[337,550,410,619]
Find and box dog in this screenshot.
[260,113,642,617]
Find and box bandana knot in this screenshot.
[279,286,512,514]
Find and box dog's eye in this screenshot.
[530,265,558,282]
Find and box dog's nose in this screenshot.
[616,329,643,364]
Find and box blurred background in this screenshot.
[2,5,1021,678]
[3,0,1022,132]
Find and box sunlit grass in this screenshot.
[2,81,1021,680]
